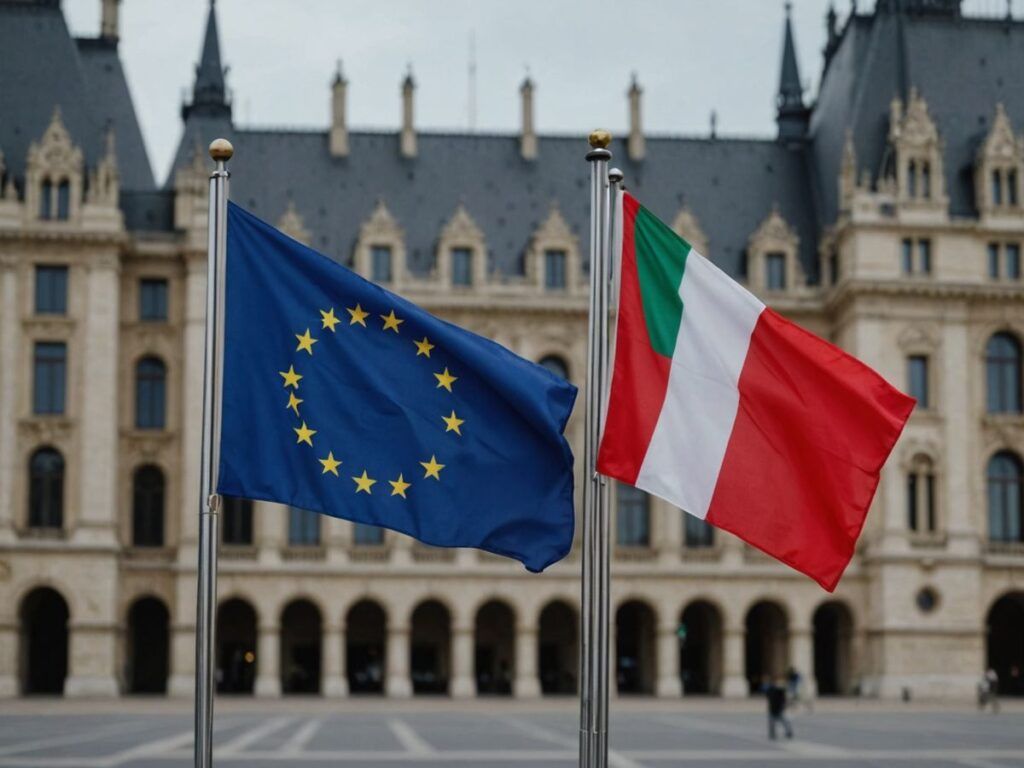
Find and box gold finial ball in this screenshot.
[209,138,234,161]
[588,129,612,149]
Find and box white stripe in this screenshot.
[387,719,435,755]
[636,249,764,518]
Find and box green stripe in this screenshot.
[634,206,690,357]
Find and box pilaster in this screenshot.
[655,621,682,698]
[254,623,281,697]
[721,626,747,698]
[178,254,207,563]
[65,620,118,698]
[0,255,17,542]
[0,620,17,697]
[385,624,412,698]
[322,622,347,697]
[514,623,541,698]
[168,621,195,697]
[450,621,475,698]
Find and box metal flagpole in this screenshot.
[580,130,613,768]
[195,138,232,768]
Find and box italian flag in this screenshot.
[597,193,915,591]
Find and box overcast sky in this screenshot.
[63,0,1017,184]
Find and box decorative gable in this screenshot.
[975,103,1023,218]
[885,88,947,212]
[671,207,709,256]
[277,200,310,245]
[434,204,487,289]
[25,107,84,223]
[526,203,580,292]
[746,205,803,295]
[354,199,406,286]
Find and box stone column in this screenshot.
[0,255,17,543]
[655,621,682,698]
[254,624,281,697]
[65,620,118,697]
[167,621,195,697]
[790,626,817,698]
[178,254,207,564]
[721,625,747,698]
[450,620,475,698]
[514,622,540,698]
[0,619,17,697]
[656,498,682,564]
[322,622,347,697]
[76,253,120,545]
[385,623,412,698]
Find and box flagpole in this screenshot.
[580,129,612,768]
[195,138,232,768]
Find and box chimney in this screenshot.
[628,73,645,161]
[101,0,120,42]
[330,60,349,158]
[400,67,417,158]
[520,75,537,160]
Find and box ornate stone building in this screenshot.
[1,0,1022,700]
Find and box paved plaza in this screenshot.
[0,699,1022,767]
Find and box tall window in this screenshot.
[538,355,569,382]
[993,169,1004,206]
[906,455,936,534]
[684,514,715,548]
[616,485,649,547]
[765,252,787,291]
[39,180,53,219]
[135,357,167,429]
[139,278,169,322]
[288,506,320,546]
[221,496,253,546]
[451,247,472,287]
[907,160,917,198]
[35,266,68,314]
[901,238,913,274]
[1009,170,1019,206]
[918,239,932,274]
[56,181,70,220]
[901,238,931,275]
[28,447,64,529]
[921,161,932,199]
[33,342,66,415]
[986,332,1022,414]
[989,243,1001,280]
[988,451,1023,543]
[353,523,384,546]
[907,355,929,409]
[1007,244,1021,279]
[371,245,392,283]
[544,249,567,290]
[132,465,165,547]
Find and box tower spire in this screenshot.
[776,2,810,142]
[183,0,231,120]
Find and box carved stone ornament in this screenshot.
[277,200,310,245]
[671,207,709,256]
[27,107,84,179]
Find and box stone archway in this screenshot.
[813,601,854,696]
[410,600,451,695]
[126,596,169,694]
[616,600,657,695]
[987,592,1024,696]
[346,600,386,694]
[680,600,723,695]
[216,598,257,694]
[538,600,577,695]
[475,600,515,695]
[19,587,69,695]
[280,599,322,694]
[744,601,789,694]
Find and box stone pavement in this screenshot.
[0,699,1022,767]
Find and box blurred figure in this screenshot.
[978,668,1000,714]
[767,678,794,740]
[787,665,813,713]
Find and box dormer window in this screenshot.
[26,109,83,224]
[746,206,802,295]
[354,199,405,286]
[976,104,1023,218]
[527,204,580,293]
[435,205,487,289]
[56,180,70,220]
[765,252,786,291]
[887,89,947,211]
[371,245,392,284]
[451,247,472,286]
[545,249,567,291]
[39,180,52,219]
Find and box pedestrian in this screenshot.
[979,668,1000,714]
[786,666,813,713]
[767,678,794,740]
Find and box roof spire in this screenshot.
[776,2,810,142]
[183,0,231,120]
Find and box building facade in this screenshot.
[1,0,1022,700]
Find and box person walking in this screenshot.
[787,666,813,713]
[978,668,1000,714]
[767,678,794,740]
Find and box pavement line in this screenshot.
[387,718,436,755]
[0,718,162,757]
[101,716,244,767]
[216,716,296,755]
[500,715,644,768]
[279,718,322,754]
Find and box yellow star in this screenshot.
[352,470,377,494]
[294,421,317,446]
[434,367,458,392]
[320,307,340,332]
[420,455,445,480]
[414,337,435,358]
[295,328,318,355]
[319,451,342,476]
[279,365,302,389]
[381,310,404,333]
[443,410,464,435]
[389,473,411,498]
[286,391,303,416]
[347,303,369,327]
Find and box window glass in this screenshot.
[765,252,786,290]
[538,355,569,381]
[907,355,929,408]
[451,247,472,286]
[140,278,169,321]
[993,169,1004,206]
[901,239,913,274]
[989,243,1001,280]
[353,523,384,546]
[40,180,52,219]
[371,245,392,283]
[988,451,1023,543]
[28,448,64,528]
[1007,244,1021,280]
[986,333,1022,414]
[906,473,918,531]
[1009,170,1019,206]
[921,162,931,198]
[544,249,567,290]
[288,506,321,546]
[132,465,165,547]
[684,514,715,548]
[35,266,68,314]
[135,357,167,429]
[56,181,70,220]
[616,485,649,547]
[222,497,254,545]
[907,161,917,198]
[33,342,66,415]
[918,239,932,274]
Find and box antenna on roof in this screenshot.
[468,29,477,133]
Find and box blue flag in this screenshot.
[217,203,578,571]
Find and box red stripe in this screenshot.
[597,194,673,484]
[706,308,915,592]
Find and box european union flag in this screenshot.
[217,203,578,571]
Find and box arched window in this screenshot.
[538,355,569,382]
[921,161,932,199]
[986,333,1022,414]
[136,357,167,429]
[616,484,649,547]
[132,465,165,547]
[988,452,1023,543]
[906,455,936,533]
[907,160,917,198]
[39,179,52,219]
[28,447,64,529]
[56,180,70,220]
